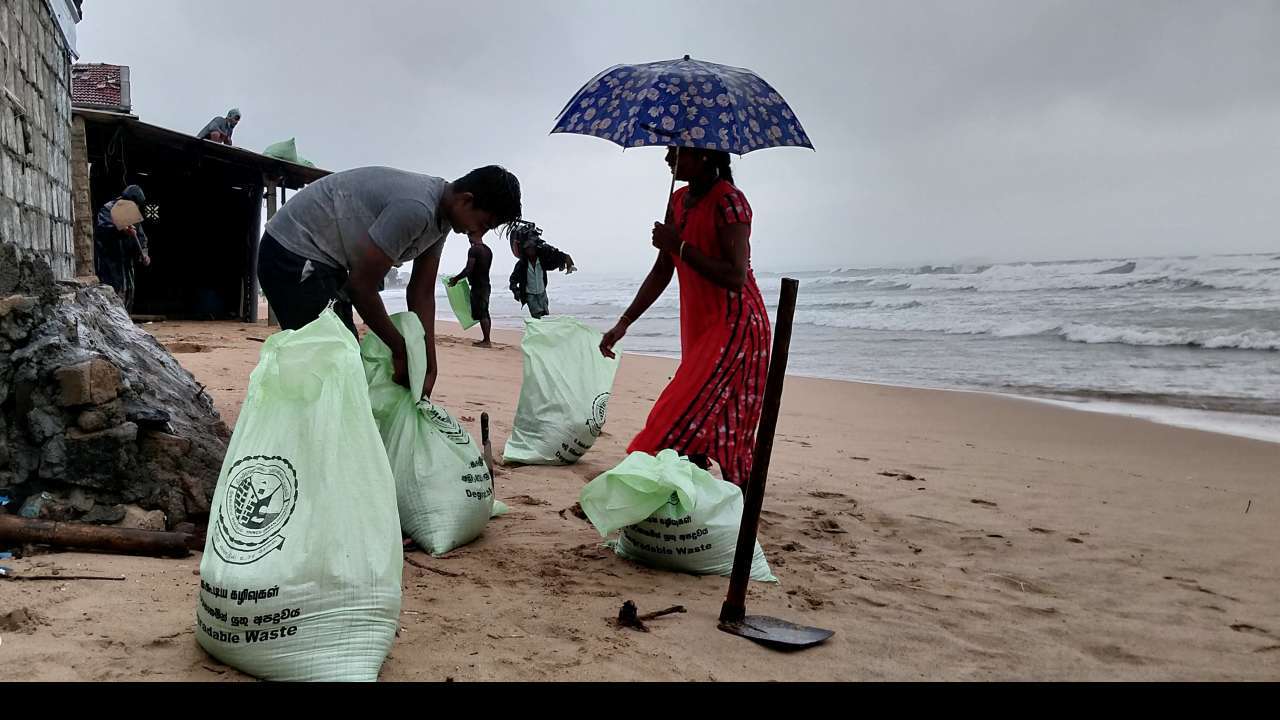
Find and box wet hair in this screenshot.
[508,219,545,259]
[702,149,734,185]
[453,165,522,226]
[508,219,543,247]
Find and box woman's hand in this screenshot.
[651,222,681,255]
[599,321,629,359]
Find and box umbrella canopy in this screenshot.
[552,55,813,155]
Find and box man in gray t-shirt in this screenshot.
[258,164,521,397]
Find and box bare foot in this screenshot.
[473,340,492,347]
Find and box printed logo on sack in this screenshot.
[587,392,610,437]
[212,455,299,565]
[423,402,471,445]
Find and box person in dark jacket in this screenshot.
[93,184,150,311]
[507,221,574,319]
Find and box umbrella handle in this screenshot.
[663,146,680,224]
[720,277,799,624]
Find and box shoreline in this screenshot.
[436,315,1280,446]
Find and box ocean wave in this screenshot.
[799,256,1280,294]
[795,311,1280,351]
[886,273,1277,294]
[1057,324,1280,351]
[1097,261,1136,275]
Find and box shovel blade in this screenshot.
[718,615,834,650]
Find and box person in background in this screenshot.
[93,184,150,312]
[448,230,494,346]
[508,221,574,319]
[197,108,242,145]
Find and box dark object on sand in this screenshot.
[2,570,126,581]
[0,514,193,558]
[481,412,495,475]
[616,600,686,632]
[718,278,834,650]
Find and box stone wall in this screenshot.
[0,0,75,281]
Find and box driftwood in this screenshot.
[0,514,192,558]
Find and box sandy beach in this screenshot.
[2,317,1277,681]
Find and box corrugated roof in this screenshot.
[73,107,331,189]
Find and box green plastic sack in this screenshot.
[263,137,316,167]
[580,450,775,581]
[361,312,503,555]
[196,308,403,682]
[263,137,300,163]
[502,316,619,465]
[442,277,478,330]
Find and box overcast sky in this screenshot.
[77,1,1280,274]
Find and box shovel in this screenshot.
[718,277,834,650]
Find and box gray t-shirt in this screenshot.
[197,116,235,140]
[265,166,450,270]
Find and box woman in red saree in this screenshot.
[599,147,771,487]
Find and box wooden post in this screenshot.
[264,177,279,326]
[244,180,264,323]
[720,277,799,624]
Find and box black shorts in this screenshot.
[257,232,357,335]
[469,282,491,321]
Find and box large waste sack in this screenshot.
[442,277,478,330]
[263,137,316,167]
[195,309,402,682]
[579,449,775,581]
[361,311,503,555]
[502,316,619,465]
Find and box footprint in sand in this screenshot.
[986,572,1048,595]
[508,494,551,506]
[816,518,847,534]
[785,587,829,610]
[807,490,847,499]
[1084,644,1147,666]
[878,470,924,482]
[1230,623,1273,638]
[1163,576,1242,603]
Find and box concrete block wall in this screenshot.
[0,0,75,280]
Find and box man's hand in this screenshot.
[422,364,437,399]
[391,343,410,389]
[142,253,151,267]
